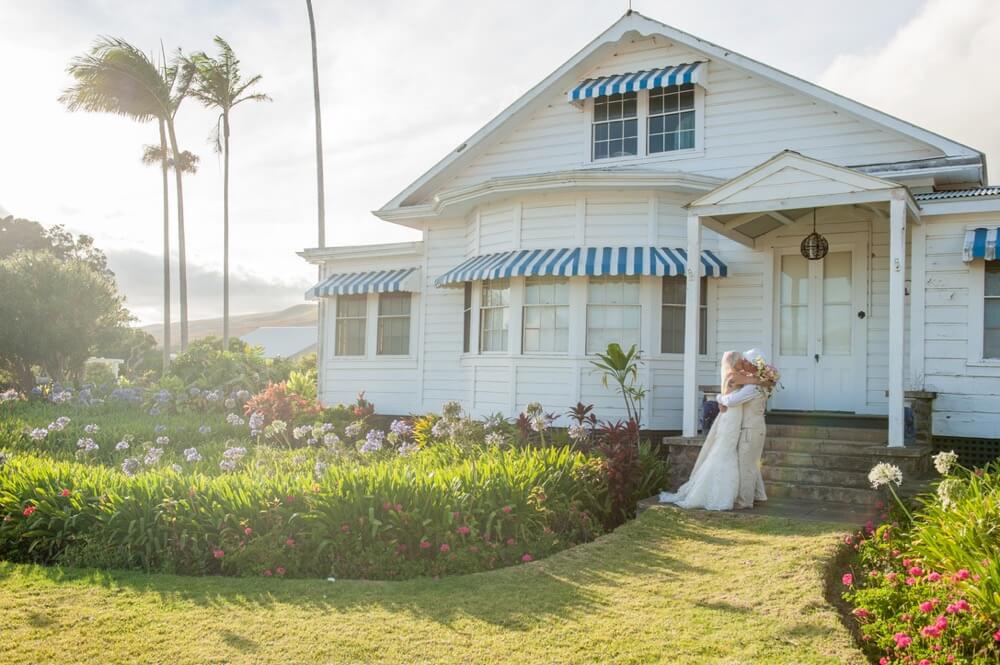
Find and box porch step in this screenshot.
[765,424,887,443]
[761,449,877,472]
[763,465,872,490]
[764,437,881,455]
[765,480,878,506]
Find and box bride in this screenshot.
[659,351,760,511]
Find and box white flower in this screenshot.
[225,413,245,427]
[322,432,340,447]
[868,462,903,489]
[292,425,311,440]
[524,402,544,418]
[76,437,98,452]
[932,450,959,476]
[484,431,506,448]
[198,425,212,435]
[115,440,130,451]
[170,464,183,473]
[248,412,265,431]
[219,459,237,473]
[530,415,549,433]
[568,423,589,441]
[183,447,202,463]
[29,428,49,441]
[937,478,962,509]
[144,447,164,466]
[84,423,100,434]
[156,436,170,446]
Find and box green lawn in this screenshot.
[0,507,864,665]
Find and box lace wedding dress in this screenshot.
[659,402,743,511]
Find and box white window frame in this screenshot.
[479,278,510,353]
[586,276,641,354]
[590,91,639,161]
[376,293,412,356]
[522,276,570,354]
[581,85,705,166]
[334,294,367,357]
[462,283,473,354]
[660,275,708,355]
[968,259,1000,366]
[647,83,698,156]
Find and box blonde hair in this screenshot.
[721,351,741,395]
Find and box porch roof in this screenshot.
[687,151,920,248]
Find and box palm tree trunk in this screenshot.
[306,0,325,248]
[166,118,189,351]
[222,112,231,350]
[159,119,172,367]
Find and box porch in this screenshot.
[679,151,923,447]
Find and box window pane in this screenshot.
[781,255,809,305]
[678,131,695,150]
[986,263,1000,296]
[661,306,683,353]
[335,295,366,356]
[661,276,684,305]
[780,306,808,356]
[985,300,1000,358]
[594,142,609,160]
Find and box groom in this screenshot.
[716,348,770,509]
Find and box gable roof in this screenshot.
[377,11,984,216]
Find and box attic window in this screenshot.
[648,83,695,153]
[592,92,638,160]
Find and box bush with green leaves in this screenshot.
[839,456,1000,664]
[164,337,293,393]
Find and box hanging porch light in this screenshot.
[800,208,828,260]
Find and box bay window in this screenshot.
[522,277,569,353]
[661,276,707,354]
[592,92,638,160]
[480,279,510,352]
[586,276,640,353]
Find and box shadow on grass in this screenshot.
[3,508,842,633]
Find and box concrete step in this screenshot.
[763,465,872,489]
[764,437,881,455]
[765,480,878,506]
[761,449,876,472]
[765,424,886,443]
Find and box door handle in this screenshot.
[814,354,819,363]
[857,310,866,319]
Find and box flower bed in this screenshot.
[839,454,1000,664]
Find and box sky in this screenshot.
[1,0,997,324]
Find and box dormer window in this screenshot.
[648,83,695,153]
[592,92,638,160]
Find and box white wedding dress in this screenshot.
[659,402,743,511]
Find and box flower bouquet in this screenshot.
[752,357,782,397]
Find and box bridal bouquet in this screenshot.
[752,357,781,397]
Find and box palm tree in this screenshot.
[60,37,195,363]
[187,37,270,349]
[141,145,200,174]
[306,0,326,248]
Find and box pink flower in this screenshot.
[953,569,970,581]
[946,603,958,614]
[284,495,295,504]
[275,566,286,576]
[59,489,71,497]
[869,570,880,578]
[875,500,885,510]
[993,629,1000,642]
[903,558,913,567]
[521,553,533,563]
[927,571,941,582]
[394,503,403,512]
[853,608,871,620]
[262,569,272,576]
[955,599,970,612]
[456,525,471,535]
[893,632,912,649]
[879,658,888,665]
[439,543,450,553]
[340,523,350,533]
[506,537,516,546]
[919,601,935,613]
[918,660,931,665]
[844,535,854,545]
[419,539,431,550]
[285,537,295,547]
[909,566,924,577]
[22,505,36,517]
[452,511,461,520]
[842,573,854,586]
[395,543,407,554]
[934,615,948,631]
[382,501,393,511]
[886,572,898,582]
[906,577,917,586]
[502,505,512,514]
[921,625,941,639]
[213,549,225,559]
[244,527,253,536]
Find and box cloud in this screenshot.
[105,247,310,325]
[820,0,1000,177]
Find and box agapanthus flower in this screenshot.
[568,423,589,441]
[530,415,549,433]
[314,460,328,479]
[937,478,962,509]
[121,458,141,477]
[345,422,364,439]
[264,420,287,438]
[361,430,385,453]
[48,416,70,432]
[223,446,248,460]
[868,463,903,489]
[115,438,131,451]
[390,419,412,437]
[482,413,506,432]
[248,411,265,431]
[323,432,340,447]
[321,422,335,432]
[398,441,419,456]
[29,428,48,441]
[155,436,170,446]
[292,425,311,440]
[76,437,98,452]
[154,424,167,434]
[485,431,506,448]
[236,389,251,401]
[144,447,164,466]
[224,398,236,409]
[170,464,182,473]
[84,423,100,434]
[198,425,211,435]
[184,447,202,463]
[431,419,451,439]
[219,459,237,473]
[225,413,245,427]
[307,437,318,446]
[206,390,222,402]
[933,450,959,475]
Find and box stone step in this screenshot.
[761,449,876,472]
[764,437,881,455]
[765,424,886,443]
[765,480,878,506]
[763,465,873,489]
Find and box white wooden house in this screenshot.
[302,11,1000,448]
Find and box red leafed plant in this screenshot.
[244,381,321,425]
[596,418,641,528]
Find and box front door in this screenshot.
[771,242,866,412]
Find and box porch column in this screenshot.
[888,196,907,447]
[682,214,702,437]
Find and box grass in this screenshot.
[0,507,864,665]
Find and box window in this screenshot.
[986,263,1000,359]
[462,283,472,353]
[592,92,638,160]
[648,84,695,154]
[335,294,366,356]
[660,276,707,354]
[523,277,569,353]
[587,276,640,353]
[377,293,411,355]
[479,279,510,352]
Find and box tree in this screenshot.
[187,36,270,349]
[0,252,132,390]
[61,37,195,359]
[0,215,110,276]
[140,145,200,174]
[305,0,326,248]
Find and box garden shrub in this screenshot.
[243,381,321,427]
[840,456,1000,664]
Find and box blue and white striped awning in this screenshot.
[568,62,705,103]
[963,228,999,262]
[307,268,420,299]
[434,247,727,287]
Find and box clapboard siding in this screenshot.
[420,224,466,407]
[438,40,941,195]
[521,197,577,247]
[584,195,648,245]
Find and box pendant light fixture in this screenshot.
[800,208,828,260]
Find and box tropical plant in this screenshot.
[61,37,195,354]
[590,343,647,431]
[243,382,321,426]
[187,37,271,348]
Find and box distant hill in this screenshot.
[143,304,318,349]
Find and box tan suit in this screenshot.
[736,392,768,509]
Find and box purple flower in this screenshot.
[345,422,363,439]
[76,437,98,452]
[144,447,164,466]
[155,435,170,446]
[248,412,265,431]
[121,458,141,477]
[198,425,211,435]
[84,423,100,434]
[183,447,202,463]
[390,419,412,437]
[154,424,167,434]
[361,430,384,453]
[29,428,49,441]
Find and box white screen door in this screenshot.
[772,247,863,412]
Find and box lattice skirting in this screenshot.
[933,436,1000,468]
